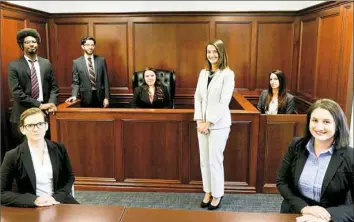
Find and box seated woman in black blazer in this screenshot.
[257,70,296,114]
[276,99,353,222]
[131,67,171,108]
[1,108,79,208]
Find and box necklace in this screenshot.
[208,71,215,78]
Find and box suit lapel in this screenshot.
[38,57,45,84]
[46,140,59,190]
[94,55,98,81]
[20,56,31,77]
[207,70,221,93]
[80,56,90,80]
[321,148,344,196]
[21,142,36,191]
[294,145,308,188]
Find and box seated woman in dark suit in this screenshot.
[1,108,79,208]
[257,70,296,114]
[276,99,353,222]
[131,67,171,108]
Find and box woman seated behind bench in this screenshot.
[131,67,172,108]
[257,70,296,114]
[1,108,79,207]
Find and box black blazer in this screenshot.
[1,139,77,208]
[131,85,172,108]
[71,55,110,106]
[257,89,296,114]
[276,137,353,222]
[8,56,59,123]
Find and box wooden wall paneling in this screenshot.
[336,3,353,121]
[255,21,295,90]
[259,115,306,193]
[314,9,342,100]
[52,22,89,98]
[28,20,49,59]
[297,18,318,100]
[93,23,129,95]
[290,17,300,94]
[176,22,209,92]
[216,22,252,90]
[57,118,116,180]
[122,120,181,182]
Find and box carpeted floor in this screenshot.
[75,191,283,212]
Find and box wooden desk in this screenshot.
[121,207,300,222]
[1,205,125,222]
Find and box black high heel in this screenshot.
[208,196,223,210]
[200,195,213,208]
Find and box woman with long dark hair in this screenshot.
[257,70,296,114]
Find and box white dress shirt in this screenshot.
[28,142,54,196]
[24,55,43,102]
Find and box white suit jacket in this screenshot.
[194,68,235,130]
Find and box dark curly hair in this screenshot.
[16,28,41,50]
[142,67,165,101]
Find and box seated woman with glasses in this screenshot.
[257,70,296,114]
[131,67,172,108]
[1,108,79,208]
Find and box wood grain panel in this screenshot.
[29,20,48,58]
[54,23,89,89]
[297,19,317,98]
[315,14,341,100]
[176,23,209,90]
[58,119,116,178]
[189,121,251,184]
[134,22,209,91]
[93,23,128,90]
[216,22,252,89]
[1,16,25,108]
[123,120,180,181]
[256,22,294,90]
[134,23,177,73]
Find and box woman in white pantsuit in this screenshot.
[194,39,235,210]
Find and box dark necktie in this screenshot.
[29,60,39,99]
[87,57,96,88]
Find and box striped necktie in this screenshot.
[29,60,39,99]
[87,57,96,88]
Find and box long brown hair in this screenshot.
[142,67,165,101]
[264,70,287,112]
[204,39,229,71]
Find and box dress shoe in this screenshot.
[208,196,223,210]
[200,195,213,208]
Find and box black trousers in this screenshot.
[81,90,102,108]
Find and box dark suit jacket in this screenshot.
[257,89,296,114]
[8,56,59,123]
[71,55,110,106]
[1,139,77,208]
[131,85,171,108]
[276,137,353,222]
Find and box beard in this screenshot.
[84,49,94,55]
[27,48,37,55]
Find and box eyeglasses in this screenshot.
[23,122,47,130]
[83,44,95,47]
[23,40,38,44]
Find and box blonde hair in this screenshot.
[19,108,46,127]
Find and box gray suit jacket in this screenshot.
[257,89,296,114]
[71,55,110,106]
[8,56,59,123]
[194,68,235,130]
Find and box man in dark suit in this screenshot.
[65,36,110,108]
[8,28,59,149]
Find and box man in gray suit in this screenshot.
[8,28,59,148]
[65,36,110,108]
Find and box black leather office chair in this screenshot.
[132,69,176,108]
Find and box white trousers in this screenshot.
[197,127,230,198]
